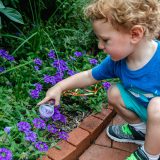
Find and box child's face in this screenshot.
[93,19,134,61]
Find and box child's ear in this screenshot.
[130,25,145,43]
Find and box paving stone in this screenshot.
[67,127,90,157]
[79,144,130,160]
[95,127,112,147]
[79,116,103,142]
[113,114,126,125]
[112,141,138,153]
[47,140,76,160]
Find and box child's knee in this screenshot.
[148,97,160,120]
[107,85,123,106]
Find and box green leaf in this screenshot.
[55,145,61,150]
[0,7,24,24]
[0,0,5,9]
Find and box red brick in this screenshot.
[47,140,76,160]
[93,108,111,120]
[67,127,90,157]
[79,144,131,160]
[79,116,103,142]
[93,108,116,129]
[38,156,52,160]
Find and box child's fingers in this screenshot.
[54,97,60,106]
[37,97,50,106]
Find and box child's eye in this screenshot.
[104,39,109,43]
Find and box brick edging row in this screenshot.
[40,105,116,160]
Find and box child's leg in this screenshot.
[145,97,160,155]
[106,85,146,145]
[107,85,141,123]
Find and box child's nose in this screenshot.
[98,41,105,50]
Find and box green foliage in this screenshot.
[0,0,119,159]
[0,0,24,24]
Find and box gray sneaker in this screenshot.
[126,147,149,160]
[106,124,145,145]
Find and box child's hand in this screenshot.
[37,84,62,106]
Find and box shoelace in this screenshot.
[122,124,132,135]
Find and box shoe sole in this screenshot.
[106,127,144,145]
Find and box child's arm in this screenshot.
[37,69,98,106]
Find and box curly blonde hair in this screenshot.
[84,0,160,39]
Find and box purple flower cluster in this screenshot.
[48,50,55,59]
[74,51,82,57]
[102,82,111,90]
[25,131,37,142]
[89,58,98,65]
[34,58,42,71]
[16,120,48,152]
[17,121,31,132]
[47,124,58,134]
[67,69,75,76]
[0,148,12,160]
[58,131,69,140]
[34,141,48,152]
[52,107,67,124]
[52,59,68,72]
[32,118,46,129]
[29,83,43,99]
[0,49,15,62]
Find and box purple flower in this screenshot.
[52,111,61,121]
[32,118,46,129]
[52,59,68,73]
[0,49,15,62]
[34,83,43,91]
[25,131,37,142]
[89,58,98,65]
[43,75,56,85]
[4,127,12,134]
[0,66,5,73]
[59,114,67,124]
[48,50,55,59]
[47,124,58,134]
[34,141,48,152]
[34,58,42,66]
[34,65,40,71]
[67,69,75,76]
[54,72,63,83]
[29,89,39,99]
[102,82,111,90]
[17,121,31,132]
[0,148,12,160]
[74,51,82,57]
[58,131,69,140]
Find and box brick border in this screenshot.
[40,105,116,160]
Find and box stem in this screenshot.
[0,60,33,75]
[12,32,37,56]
